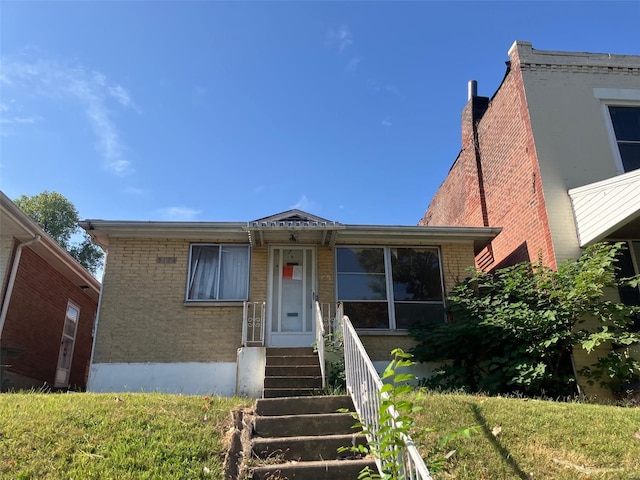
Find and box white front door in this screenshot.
[267,246,316,347]
[54,301,80,388]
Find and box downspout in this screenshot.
[0,235,42,343]
[0,235,41,391]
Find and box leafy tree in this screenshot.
[410,242,640,397]
[14,191,103,275]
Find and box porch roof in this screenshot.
[569,169,640,246]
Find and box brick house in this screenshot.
[420,41,640,395]
[0,191,100,391]
[81,210,499,396]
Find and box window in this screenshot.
[186,244,250,301]
[336,246,445,330]
[616,240,640,333]
[608,106,640,173]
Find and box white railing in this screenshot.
[314,301,326,389]
[342,315,433,480]
[242,301,266,346]
[315,302,343,390]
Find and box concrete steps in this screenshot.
[248,395,375,480]
[263,347,323,398]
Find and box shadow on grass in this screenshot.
[469,403,529,480]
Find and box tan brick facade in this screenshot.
[95,238,245,363]
[95,237,478,366]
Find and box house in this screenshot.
[420,40,640,395]
[80,210,500,396]
[0,191,100,391]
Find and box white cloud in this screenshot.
[0,115,41,124]
[345,56,362,73]
[367,80,403,100]
[158,206,202,221]
[0,52,139,176]
[327,25,353,53]
[123,186,147,195]
[381,118,392,127]
[290,195,319,212]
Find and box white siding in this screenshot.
[0,236,15,292]
[569,169,640,246]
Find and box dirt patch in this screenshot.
[224,407,256,480]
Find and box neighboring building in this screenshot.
[81,210,499,396]
[0,191,100,391]
[420,41,640,395]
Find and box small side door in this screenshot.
[54,301,80,388]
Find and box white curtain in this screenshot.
[189,246,219,299]
[189,245,248,300]
[219,246,249,299]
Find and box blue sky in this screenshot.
[1,1,639,226]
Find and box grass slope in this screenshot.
[411,392,640,479]
[0,393,248,480]
[1,391,639,479]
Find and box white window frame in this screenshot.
[335,245,446,332]
[594,88,640,174]
[185,243,250,302]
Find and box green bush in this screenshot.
[411,242,640,397]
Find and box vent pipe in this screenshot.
[468,80,478,101]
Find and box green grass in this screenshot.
[409,391,640,479]
[2,391,639,479]
[0,392,249,480]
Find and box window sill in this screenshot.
[355,329,411,336]
[183,301,245,307]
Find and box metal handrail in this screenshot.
[242,301,266,346]
[342,315,433,480]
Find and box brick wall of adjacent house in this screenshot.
[94,237,250,364]
[1,247,97,389]
[420,58,556,271]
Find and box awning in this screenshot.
[569,169,640,247]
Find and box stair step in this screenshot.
[266,347,315,356]
[252,433,368,461]
[254,412,357,437]
[265,355,320,366]
[248,457,377,480]
[263,388,321,398]
[264,376,322,388]
[256,395,354,416]
[265,365,321,376]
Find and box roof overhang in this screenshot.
[82,217,501,255]
[1,192,101,301]
[569,169,640,247]
[336,225,502,254]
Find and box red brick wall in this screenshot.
[2,247,97,389]
[420,63,556,271]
